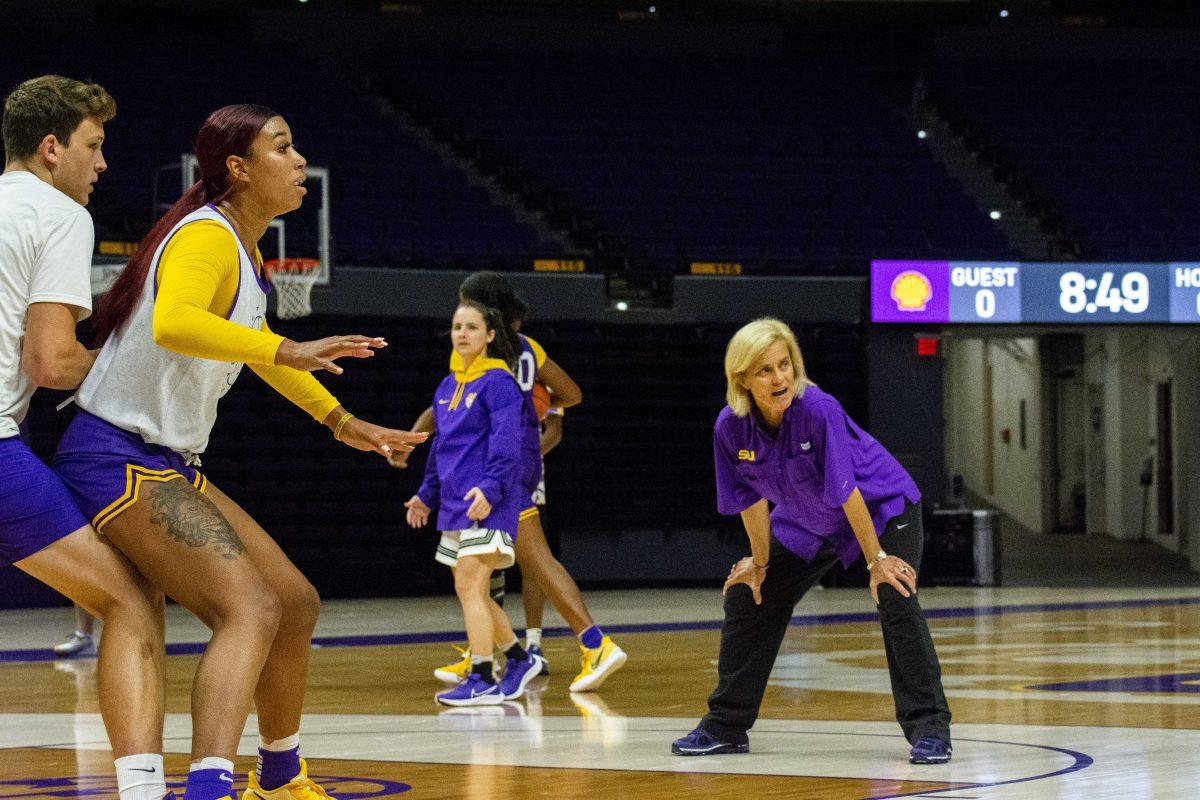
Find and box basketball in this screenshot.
[533,381,552,420]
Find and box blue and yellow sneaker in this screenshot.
[436,673,505,706]
[569,635,627,692]
[434,645,472,684]
[671,725,749,756]
[909,736,952,764]
[241,758,333,798]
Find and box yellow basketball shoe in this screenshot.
[569,636,627,692]
[434,645,472,684]
[242,759,332,799]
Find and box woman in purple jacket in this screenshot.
[405,301,545,706]
[671,318,952,764]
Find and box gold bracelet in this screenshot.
[332,412,355,441]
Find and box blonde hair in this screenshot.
[724,318,814,417]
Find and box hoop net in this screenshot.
[264,258,320,319]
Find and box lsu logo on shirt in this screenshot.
[737,449,756,462]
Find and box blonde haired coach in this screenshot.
[672,318,952,764]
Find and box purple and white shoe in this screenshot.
[436,673,505,706]
[526,643,550,676]
[500,653,546,700]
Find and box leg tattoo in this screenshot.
[148,480,245,560]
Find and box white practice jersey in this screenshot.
[77,204,267,456]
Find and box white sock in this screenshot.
[115,754,166,800]
[259,732,300,751]
[190,755,234,772]
[525,628,542,648]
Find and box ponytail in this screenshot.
[487,311,520,372]
[90,182,208,343]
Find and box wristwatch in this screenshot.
[866,550,888,572]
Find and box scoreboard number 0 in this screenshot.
[975,289,996,319]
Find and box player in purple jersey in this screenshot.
[671,318,952,764]
[404,301,546,705]
[393,272,627,693]
[1,76,168,800]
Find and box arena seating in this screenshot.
[4,29,1017,274]
[1,40,548,267]
[377,49,1018,272]
[932,58,1200,261]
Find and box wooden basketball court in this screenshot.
[2,586,1198,798]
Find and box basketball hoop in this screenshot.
[264,258,320,319]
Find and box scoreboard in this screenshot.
[870,260,1200,324]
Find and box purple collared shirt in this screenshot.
[713,385,920,566]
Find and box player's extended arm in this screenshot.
[153,222,383,373]
[151,222,285,365]
[388,405,435,468]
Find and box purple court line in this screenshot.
[860,736,1093,800]
[4,594,1199,665]
[731,729,1093,800]
[1026,671,1200,694]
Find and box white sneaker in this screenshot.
[53,631,96,658]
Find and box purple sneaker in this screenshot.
[436,673,504,706]
[500,652,546,699]
[909,736,952,764]
[527,644,550,676]
[671,725,749,756]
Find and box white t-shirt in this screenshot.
[0,171,94,438]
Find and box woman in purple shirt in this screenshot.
[671,318,952,764]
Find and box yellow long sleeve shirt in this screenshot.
[150,219,341,423]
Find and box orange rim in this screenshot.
[263,257,320,275]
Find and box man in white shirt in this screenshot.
[1,75,167,800]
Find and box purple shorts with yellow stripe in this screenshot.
[0,436,89,568]
[53,410,208,532]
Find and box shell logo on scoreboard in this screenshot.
[890,270,933,312]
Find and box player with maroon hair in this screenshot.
[55,103,428,800]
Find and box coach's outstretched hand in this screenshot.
[275,335,387,375]
[405,495,431,528]
[338,417,429,458]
